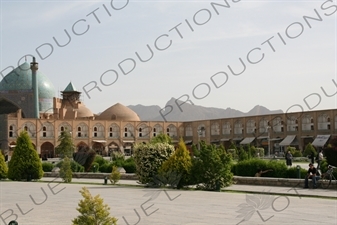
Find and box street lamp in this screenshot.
[197,126,205,150]
[266,126,271,157]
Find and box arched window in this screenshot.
[77,123,88,137]
[222,121,231,135]
[185,125,193,137]
[108,123,120,138]
[166,124,177,137]
[92,123,104,138]
[234,120,243,135]
[318,114,330,130]
[124,124,134,138]
[153,124,162,137]
[246,119,256,134]
[211,122,220,135]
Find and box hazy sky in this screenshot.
[0,0,336,115]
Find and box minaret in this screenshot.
[30,57,39,118]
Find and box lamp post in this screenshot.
[197,127,205,150]
[266,126,271,157]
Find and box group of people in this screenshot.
[258,149,324,189]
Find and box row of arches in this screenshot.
[8,122,179,139]
[186,114,334,137]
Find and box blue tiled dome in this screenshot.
[0,62,56,113]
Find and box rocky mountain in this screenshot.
[128,98,283,121]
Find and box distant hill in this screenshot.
[128,98,283,121]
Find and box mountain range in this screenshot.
[128,98,283,121]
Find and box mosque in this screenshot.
[0,59,336,158]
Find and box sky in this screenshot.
[0,0,336,115]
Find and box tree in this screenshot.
[134,142,175,184]
[0,151,8,179]
[8,131,43,180]
[72,187,117,225]
[160,138,192,188]
[150,133,172,144]
[59,156,72,183]
[190,142,233,191]
[109,166,120,184]
[73,146,96,172]
[303,143,317,158]
[55,129,75,158]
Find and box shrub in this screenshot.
[190,143,232,190]
[60,156,72,183]
[112,159,124,168]
[133,142,175,184]
[89,162,99,173]
[56,160,84,172]
[255,148,264,158]
[0,151,8,179]
[123,157,136,173]
[159,139,192,188]
[285,167,307,178]
[303,143,317,158]
[227,149,237,159]
[94,155,108,167]
[110,152,125,161]
[99,163,114,173]
[232,159,268,177]
[8,131,43,180]
[42,162,54,172]
[72,187,117,225]
[109,166,121,184]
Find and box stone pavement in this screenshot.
[0,178,336,225]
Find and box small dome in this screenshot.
[77,105,94,118]
[98,103,140,121]
[0,62,55,113]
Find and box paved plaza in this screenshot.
[0,178,336,225]
[1,160,332,225]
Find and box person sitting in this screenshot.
[304,163,320,189]
[255,169,273,177]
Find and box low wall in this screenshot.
[43,173,336,189]
[43,172,138,180]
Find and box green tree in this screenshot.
[72,187,117,225]
[150,133,172,144]
[303,143,317,158]
[8,131,43,180]
[160,138,192,188]
[0,151,8,179]
[59,156,72,183]
[190,142,233,190]
[134,142,175,184]
[55,129,75,158]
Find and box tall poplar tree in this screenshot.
[55,129,75,158]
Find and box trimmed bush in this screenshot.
[56,160,84,172]
[134,142,175,184]
[0,151,8,179]
[42,162,54,172]
[99,163,114,173]
[89,162,99,173]
[123,157,136,173]
[323,148,337,167]
[8,131,43,181]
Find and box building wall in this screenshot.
[4,108,337,157]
